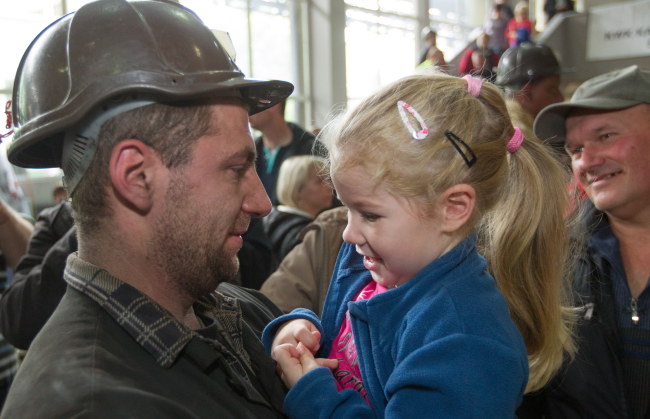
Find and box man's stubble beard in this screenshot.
[150,175,241,301]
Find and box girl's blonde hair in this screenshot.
[320,73,575,392]
[276,155,328,210]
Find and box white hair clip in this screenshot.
[397,100,429,140]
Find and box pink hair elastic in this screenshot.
[462,75,482,98]
[396,100,429,140]
[507,127,524,153]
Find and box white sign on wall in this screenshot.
[586,0,650,61]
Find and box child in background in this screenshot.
[506,1,535,47]
[263,73,574,418]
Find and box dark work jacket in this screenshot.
[255,122,317,205]
[519,204,630,419]
[1,282,287,418]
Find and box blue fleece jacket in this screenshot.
[263,237,528,419]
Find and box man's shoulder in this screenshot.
[16,288,138,365]
[3,292,149,417]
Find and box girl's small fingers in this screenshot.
[296,343,320,370]
[310,330,321,350]
[295,329,319,353]
[315,357,339,370]
[272,343,300,362]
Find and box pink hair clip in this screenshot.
[462,75,482,98]
[507,127,524,153]
[397,100,429,140]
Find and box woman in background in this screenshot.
[263,155,333,266]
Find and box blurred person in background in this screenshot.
[51,186,67,204]
[0,146,33,409]
[506,1,535,48]
[263,155,333,267]
[458,31,500,80]
[417,26,448,73]
[495,43,564,142]
[484,3,510,55]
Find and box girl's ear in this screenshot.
[109,139,158,214]
[438,183,475,233]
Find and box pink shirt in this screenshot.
[327,281,388,404]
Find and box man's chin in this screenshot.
[217,257,240,283]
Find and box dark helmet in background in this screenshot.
[8,0,293,173]
[495,43,561,89]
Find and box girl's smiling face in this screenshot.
[333,165,457,288]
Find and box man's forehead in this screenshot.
[206,98,249,115]
[566,105,650,127]
[203,99,250,131]
[565,109,612,140]
[567,107,619,119]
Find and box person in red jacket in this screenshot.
[458,31,500,80]
[506,1,535,47]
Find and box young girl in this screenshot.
[262,73,574,418]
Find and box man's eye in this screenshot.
[565,145,583,157]
[232,166,248,178]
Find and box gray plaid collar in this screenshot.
[63,253,250,369]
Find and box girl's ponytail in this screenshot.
[478,130,576,392]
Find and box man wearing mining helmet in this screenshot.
[1,0,293,417]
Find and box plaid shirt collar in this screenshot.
[63,253,251,369]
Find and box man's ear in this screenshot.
[438,183,475,233]
[109,139,157,214]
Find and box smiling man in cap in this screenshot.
[527,65,650,419]
[1,0,293,417]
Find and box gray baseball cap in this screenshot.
[495,43,561,88]
[534,65,650,145]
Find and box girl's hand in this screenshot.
[273,342,339,388]
[271,319,321,356]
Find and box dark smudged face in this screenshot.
[149,102,271,299]
[151,172,245,299]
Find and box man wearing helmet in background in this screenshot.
[1,0,292,417]
[495,42,564,141]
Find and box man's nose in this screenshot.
[244,171,272,217]
[573,144,604,176]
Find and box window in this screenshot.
[182,0,304,124]
[429,0,491,58]
[344,0,418,106]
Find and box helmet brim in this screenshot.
[8,75,293,169]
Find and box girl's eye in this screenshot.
[362,213,379,222]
